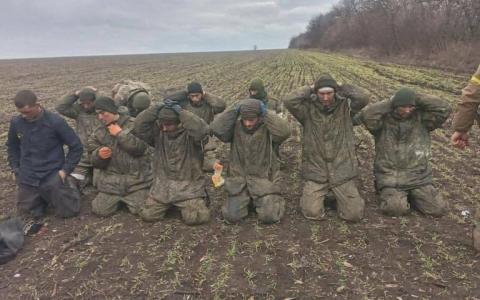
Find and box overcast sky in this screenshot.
[0,0,337,59]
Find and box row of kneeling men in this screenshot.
[5,72,477,241]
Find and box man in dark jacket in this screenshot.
[356,88,451,216]
[7,90,83,218]
[210,98,290,223]
[284,74,369,222]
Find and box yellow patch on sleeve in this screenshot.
[471,75,480,85]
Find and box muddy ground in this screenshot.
[0,50,479,299]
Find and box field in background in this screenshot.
[0,50,479,299]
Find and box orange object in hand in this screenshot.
[98,147,112,159]
[211,161,225,188]
[107,123,122,136]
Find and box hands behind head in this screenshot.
[164,99,182,114]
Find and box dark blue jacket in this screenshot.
[6,109,83,187]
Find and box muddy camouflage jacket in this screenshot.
[357,95,451,190]
[168,90,226,124]
[284,84,369,187]
[87,115,152,195]
[210,102,290,196]
[55,92,101,146]
[452,65,480,132]
[134,105,209,203]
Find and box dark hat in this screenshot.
[240,99,262,119]
[187,82,203,94]
[157,107,179,122]
[78,87,96,102]
[14,90,38,108]
[314,74,339,92]
[392,88,416,108]
[249,78,267,100]
[94,96,118,114]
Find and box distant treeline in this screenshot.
[289,0,480,69]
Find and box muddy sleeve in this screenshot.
[340,84,370,114]
[355,100,391,133]
[179,109,209,143]
[133,103,163,147]
[264,111,291,144]
[417,94,452,131]
[210,104,238,143]
[87,129,110,169]
[205,92,226,114]
[283,86,311,125]
[55,93,80,119]
[452,65,480,132]
[116,128,149,157]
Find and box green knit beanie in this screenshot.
[157,107,179,122]
[392,88,416,108]
[78,87,96,102]
[240,99,262,119]
[314,74,339,92]
[94,96,118,114]
[249,78,267,100]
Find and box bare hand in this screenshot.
[451,131,469,149]
[98,147,112,159]
[58,170,66,182]
[107,123,122,136]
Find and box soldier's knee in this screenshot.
[222,207,243,224]
[258,196,285,224]
[339,205,364,222]
[381,199,410,216]
[300,197,324,220]
[139,208,161,222]
[182,205,210,226]
[92,205,116,217]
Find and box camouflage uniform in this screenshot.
[452,65,480,250]
[357,93,451,216]
[56,91,101,185]
[112,80,151,117]
[134,105,210,225]
[87,115,152,216]
[284,83,369,222]
[210,100,291,223]
[452,65,480,132]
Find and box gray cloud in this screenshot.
[0,0,337,58]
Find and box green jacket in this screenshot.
[210,102,290,197]
[87,115,152,195]
[356,94,451,190]
[55,92,100,145]
[284,84,369,187]
[134,105,209,203]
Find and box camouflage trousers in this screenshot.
[139,197,210,225]
[300,180,364,222]
[379,184,447,217]
[222,187,285,224]
[92,189,148,217]
[202,136,220,172]
[71,151,94,188]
